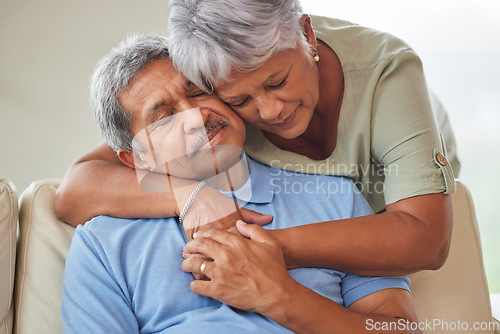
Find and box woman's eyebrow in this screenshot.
[221,94,246,103]
[219,69,288,103]
[260,70,285,87]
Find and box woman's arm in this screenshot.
[55,143,179,226]
[273,192,452,276]
[55,143,273,230]
[183,222,421,334]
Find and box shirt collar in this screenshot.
[220,154,274,205]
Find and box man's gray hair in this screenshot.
[90,34,170,151]
[168,0,306,92]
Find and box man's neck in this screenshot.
[205,153,250,192]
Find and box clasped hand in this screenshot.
[182,221,295,315]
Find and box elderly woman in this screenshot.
[168,0,460,273]
[57,0,458,283]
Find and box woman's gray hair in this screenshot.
[90,34,170,151]
[168,0,306,92]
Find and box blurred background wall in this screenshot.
[1,0,498,292]
[0,0,169,191]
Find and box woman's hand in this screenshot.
[182,221,295,315]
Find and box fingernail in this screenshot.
[193,232,199,239]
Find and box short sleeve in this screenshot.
[370,50,456,205]
[341,273,410,308]
[61,227,139,334]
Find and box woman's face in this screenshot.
[215,45,320,139]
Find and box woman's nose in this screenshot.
[256,94,285,121]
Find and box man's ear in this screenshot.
[300,14,317,49]
[117,149,150,170]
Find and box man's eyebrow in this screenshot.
[145,101,168,124]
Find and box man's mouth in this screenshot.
[206,125,224,144]
[186,118,228,156]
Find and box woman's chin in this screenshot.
[262,125,307,140]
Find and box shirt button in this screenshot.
[436,153,447,166]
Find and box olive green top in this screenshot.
[243,15,459,213]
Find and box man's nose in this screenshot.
[180,106,210,134]
[256,93,285,121]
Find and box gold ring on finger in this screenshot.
[200,261,208,275]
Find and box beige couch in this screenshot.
[2,178,499,333]
[0,178,17,334]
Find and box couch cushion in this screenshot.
[0,178,17,334]
[15,179,74,334]
[409,181,493,333]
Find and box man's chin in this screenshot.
[163,145,244,180]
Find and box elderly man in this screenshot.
[61,35,420,334]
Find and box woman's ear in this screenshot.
[117,149,150,170]
[300,14,317,49]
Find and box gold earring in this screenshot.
[312,47,320,62]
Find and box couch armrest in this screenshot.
[0,178,17,334]
[15,179,74,334]
[491,294,500,334]
[409,181,493,333]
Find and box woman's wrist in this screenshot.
[261,278,322,332]
[179,181,207,224]
[164,177,203,216]
[269,228,301,270]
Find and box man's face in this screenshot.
[119,58,246,180]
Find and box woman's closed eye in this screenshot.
[190,90,207,98]
[229,96,250,108]
[228,77,287,108]
[268,76,287,89]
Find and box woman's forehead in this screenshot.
[216,49,297,98]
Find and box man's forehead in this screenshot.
[156,58,193,87]
[129,60,193,99]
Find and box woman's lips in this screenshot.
[271,109,296,128]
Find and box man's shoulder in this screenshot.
[71,215,186,267]
[84,215,147,231]
[80,215,179,242]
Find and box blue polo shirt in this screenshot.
[62,157,409,334]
